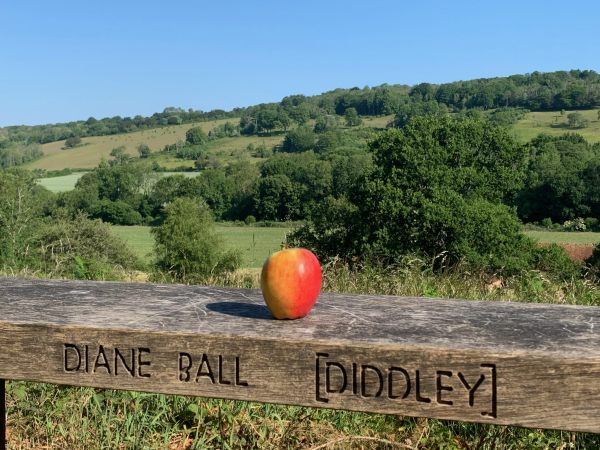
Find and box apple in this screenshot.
[260,248,322,319]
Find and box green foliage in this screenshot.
[313,114,338,133]
[518,133,600,223]
[64,136,82,148]
[137,143,151,158]
[344,107,362,126]
[208,121,239,139]
[185,126,208,145]
[533,244,581,280]
[291,116,534,274]
[88,199,143,225]
[567,111,590,129]
[152,197,240,281]
[280,126,316,152]
[34,213,140,279]
[0,142,43,168]
[588,244,600,279]
[489,107,529,126]
[0,169,47,268]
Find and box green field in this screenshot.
[111,224,291,268]
[525,230,600,245]
[38,171,200,193]
[512,109,600,143]
[37,172,88,192]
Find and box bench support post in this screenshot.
[0,379,5,450]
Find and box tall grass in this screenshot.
[4,262,600,448]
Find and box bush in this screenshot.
[280,127,316,153]
[588,244,600,275]
[64,136,82,148]
[34,214,140,279]
[533,244,581,280]
[152,198,240,281]
[185,126,208,145]
[87,199,143,225]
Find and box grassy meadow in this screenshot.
[512,108,600,143]
[525,230,600,245]
[112,224,290,268]
[26,118,237,170]
[38,171,200,193]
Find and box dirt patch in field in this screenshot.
[540,243,594,262]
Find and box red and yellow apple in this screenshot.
[260,248,322,319]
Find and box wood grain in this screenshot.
[0,277,600,432]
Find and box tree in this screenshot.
[567,112,589,129]
[152,197,240,281]
[186,126,208,145]
[280,127,316,153]
[313,114,338,133]
[344,107,362,127]
[137,143,151,159]
[109,146,130,165]
[290,116,534,274]
[64,136,82,148]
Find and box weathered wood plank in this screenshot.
[0,277,599,433]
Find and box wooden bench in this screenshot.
[1,276,600,448]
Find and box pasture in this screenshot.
[26,119,234,170]
[111,224,291,268]
[37,171,200,193]
[512,109,600,143]
[525,230,600,245]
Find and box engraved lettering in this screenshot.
[314,353,496,416]
[178,352,192,382]
[388,366,411,399]
[235,356,248,386]
[94,345,111,374]
[218,355,231,385]
[326,361,347,394]
[63,344,81,372]
[316,352,328,403]
[458,372,485,407]
[114,348,135,377]
[137,347,151,378]
[361,365,384,398]
[436,370,453,405]
[480,364,497,418]
[415,370,431,403]
[196,353,215,384]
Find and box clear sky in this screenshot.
[1,0,599,126]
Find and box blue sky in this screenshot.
[1,1,599,126]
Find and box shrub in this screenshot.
[64,136,82,148]
[533,244,581,280]
[152,198,240,281]
[588,244,600,276]
[185,126,208,145]
[280,127,316,153]
[87,199,143,225]
[34,213,140,279]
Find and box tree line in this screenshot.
[3,70,600,148]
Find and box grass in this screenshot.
[111,224,291,268]
[26,119,234,170]
[512,108,600,143]
[525,230,600,245]
[37,171,200,193]
[36,172,88,192]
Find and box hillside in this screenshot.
[29,115,392,172]
[512,109,600,143]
